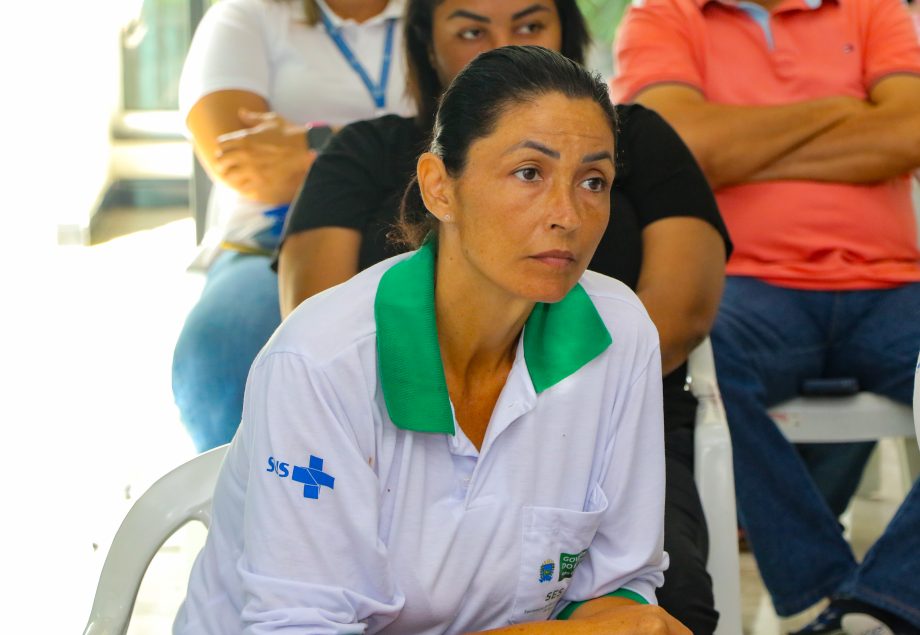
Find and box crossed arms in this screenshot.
[634,74,920,190]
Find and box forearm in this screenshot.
[751,107,920,183]
[471,598,638,634]
[470,597,687,634]
[635,87,861,189]
[187,90,269,185]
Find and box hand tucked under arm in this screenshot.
[750,75,920,183]
[634,85,866,189]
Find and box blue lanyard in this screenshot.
[319,8,396,110]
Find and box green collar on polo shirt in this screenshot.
[374,240,612,434]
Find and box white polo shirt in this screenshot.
[175,243,668,635]
[179,0,414,251]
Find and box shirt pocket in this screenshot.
[508,484,609,624]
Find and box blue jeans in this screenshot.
[711,276,920,627]
[172,251,281,451]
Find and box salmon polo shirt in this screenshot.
[611,0,920,290]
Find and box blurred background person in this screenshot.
[172,0,414,452]
[611,0,920,632]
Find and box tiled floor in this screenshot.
[36,206,914,634]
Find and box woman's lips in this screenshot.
[531,250,576,268]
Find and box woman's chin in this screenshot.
[516,277,582,305]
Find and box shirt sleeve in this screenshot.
[610,0,706,103]
[560,315,668,608]
[178,0,272,118]
[861,0,920,88]
[616,105,732,256]
[237,350,404,634]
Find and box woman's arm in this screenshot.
[236,351,403,632]
[637,217,726,375]
[187,91,315,204]
[469,596,689,633]
[276,116,419,317]
[278,227,362,317]
[614,106,728,374]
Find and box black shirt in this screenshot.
[282,104,732,432]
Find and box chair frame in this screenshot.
[83,444,228,635]
[687,338,744,635]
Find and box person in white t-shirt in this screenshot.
[172,0,414,452]
[175,46,689,634]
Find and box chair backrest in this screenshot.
[83,444,228,635]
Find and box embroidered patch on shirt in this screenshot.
[559,550,588,581]
[539,560,555,583]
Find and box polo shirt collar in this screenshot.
[315,0,403,28]
[375,241,612,434]
[695,0,829,10]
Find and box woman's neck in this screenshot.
[323,0,389,23]
[434,244,534,384]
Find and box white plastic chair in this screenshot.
[83,444,228,635]
[770,393,915,443]
[687,338,744,635]
[770,391,919,496]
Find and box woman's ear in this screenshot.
[417,152,454,222]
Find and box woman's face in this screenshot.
[435,92,614,304]
[430,0,564,86]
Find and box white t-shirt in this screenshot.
[175,244,669,635]
[179,0,414,252]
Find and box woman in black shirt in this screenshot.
[278,1,730,632]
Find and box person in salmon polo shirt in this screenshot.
[610,0,920,633]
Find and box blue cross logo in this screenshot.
[292,455,335,499]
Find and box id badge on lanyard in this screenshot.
[319,7,397,111]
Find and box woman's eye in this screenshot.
[514,167,542,182]
[458,28,483,40]
[580,177,607,192]
[516,22,545,35]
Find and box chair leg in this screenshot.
[895,438,920,495]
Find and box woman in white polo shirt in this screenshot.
[175,46,686,634]
[173,0,414,452]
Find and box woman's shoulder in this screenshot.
[261,253,413,365]
[579,271,658,340]
[203,0,300,23]
[613,103,680,152]
[190,0,305,53]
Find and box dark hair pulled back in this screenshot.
[395,45,618,249]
